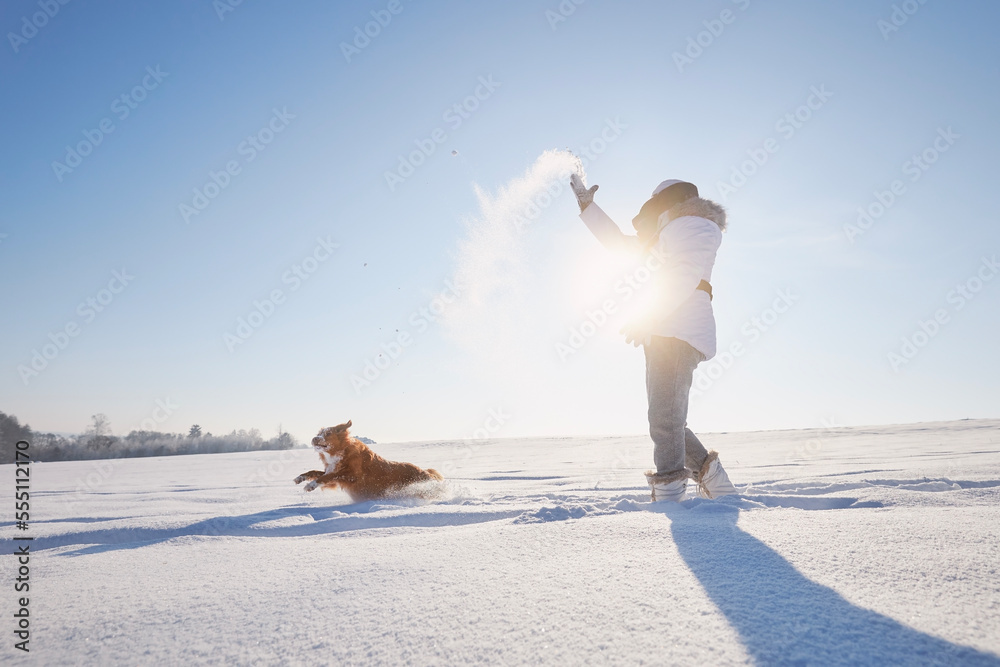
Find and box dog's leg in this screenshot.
[303,471,346,492]
[294,470,324,485]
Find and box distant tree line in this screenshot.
[0,411,299,464]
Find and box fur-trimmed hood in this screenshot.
[667,196,727,231]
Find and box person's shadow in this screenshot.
[665,503,1000,666]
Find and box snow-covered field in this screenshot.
[4,419,1000,665]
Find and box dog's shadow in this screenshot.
[657,502,1000,665]
[45,498,524,557]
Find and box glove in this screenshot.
[620,322,651,348]
[570,173,599,213]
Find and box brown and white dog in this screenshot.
[294,420,443,501]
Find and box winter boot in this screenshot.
[694,450,738,499]
[644,469,689,502]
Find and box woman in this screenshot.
[570,174,738,502]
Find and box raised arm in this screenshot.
[570,174,641,254]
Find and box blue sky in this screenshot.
[2,0,998,444]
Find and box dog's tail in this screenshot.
[425,468,444,481]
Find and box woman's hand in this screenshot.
[570,173,599,213]
[620,321,651,348]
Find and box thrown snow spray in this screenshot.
[441,149,584,371]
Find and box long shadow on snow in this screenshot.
[47,502,522,557]
[664,503,1000,666]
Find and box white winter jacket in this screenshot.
[579,197,725,359]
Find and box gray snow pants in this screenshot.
[644,335,710,476]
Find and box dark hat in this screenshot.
[632,179,699,233]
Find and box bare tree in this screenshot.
[86,413,115,451]
[87,413,111,437]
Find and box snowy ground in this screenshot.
[3,419,1000,665]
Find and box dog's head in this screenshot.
[311,420,352,451]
